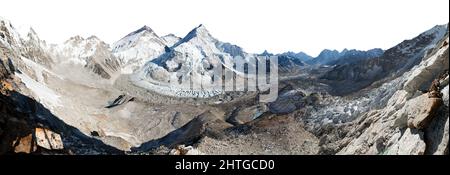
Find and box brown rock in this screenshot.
[35,127,64,150]
[12,134,37,153]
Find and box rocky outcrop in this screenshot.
[105,94,134,108]
[35,127,64,150]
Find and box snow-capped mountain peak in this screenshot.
[0,17,24,48]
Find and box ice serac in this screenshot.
[112,25,168,74]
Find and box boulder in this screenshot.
[35,127,64,150]
[12,134,37,153]
[405,94,443,129]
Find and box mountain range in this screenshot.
[1,16,449,155]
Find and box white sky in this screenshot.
[2,0,449,56]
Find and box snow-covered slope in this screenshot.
[112,26,168,74]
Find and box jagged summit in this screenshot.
[259,50,274,56]
[164,33,179,38]
[112,25,168,74]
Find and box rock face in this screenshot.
[268,89,306,114]
[196,114,320,155]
